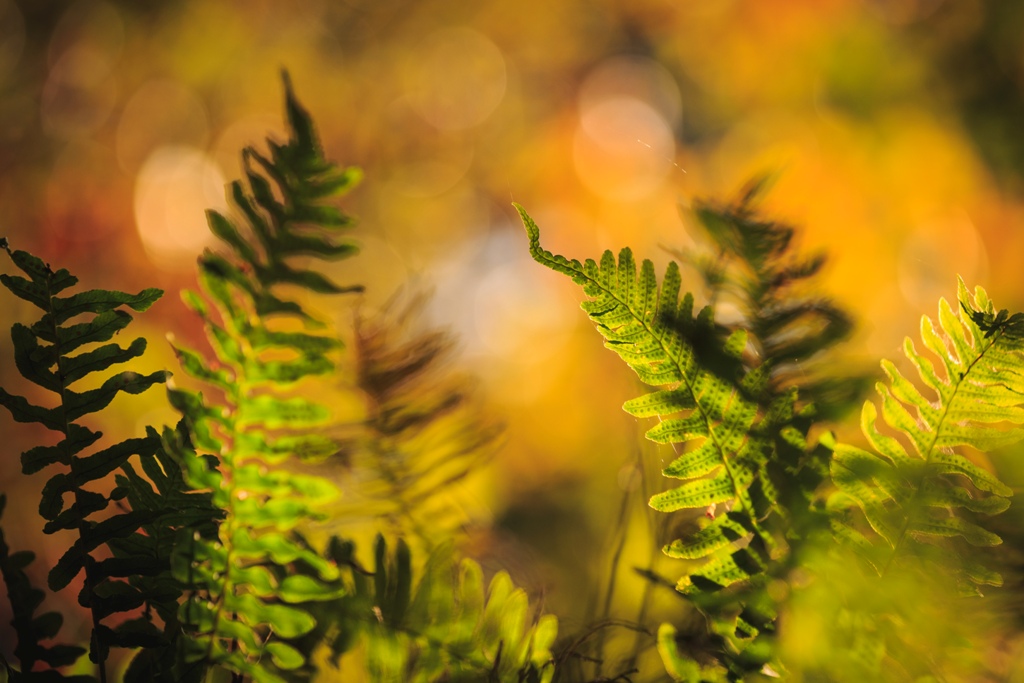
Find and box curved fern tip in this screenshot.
[513,202,539,237]
[281,70,316,153]
[514,203,545,263]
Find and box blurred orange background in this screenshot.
[3,0,1024,673]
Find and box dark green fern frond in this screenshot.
[675,176,867,422]
[113,420,220,683]
[165,74,360,682]
[201,73,362,325]
[338,293,502,543]
[828,278,1024,587]
[0,240,168,676]
[0,495,93,682]
[312,535,557,683]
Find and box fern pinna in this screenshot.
[828,279,1024,585]
[517,205,807,679]
[0,238,168,680]
[163,75,360,681]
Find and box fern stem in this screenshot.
[203,372,248,674]
[46,265,108,683]
[593,454,636,677]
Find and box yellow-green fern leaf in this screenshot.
[829,278,1023,585]
[518,204,794,597]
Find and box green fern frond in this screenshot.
[165,74,360,682]
[0,240,169,675]
[652,183,866,678]
[313,535,557,683]
[517,204,786,592]
[337,293,502,543]
[519,202,841,681]
[828,278,1024,586]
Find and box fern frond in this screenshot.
[518,204,786,592]
[519,201,849,681]
[647,183,869,678]
[336,292,502,543]
[829,278,1024,586]
[166,74,360,682]
[675,176,867,421]
[312,535,558,683]
[0,240,169,676]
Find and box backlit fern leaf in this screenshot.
[653,182,864,679]
[0,239,168,677]
[164,75,359,682]
[517,204,793,601]
[829,278,1024,587]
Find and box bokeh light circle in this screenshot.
[41,45,117,138]
[48,0,123,69]
[573,96,675,201]
[577,55,683,124]
[406,27,507,131]
[134,146,226,268]
[897,210,988,311]
[572,55,681,201]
